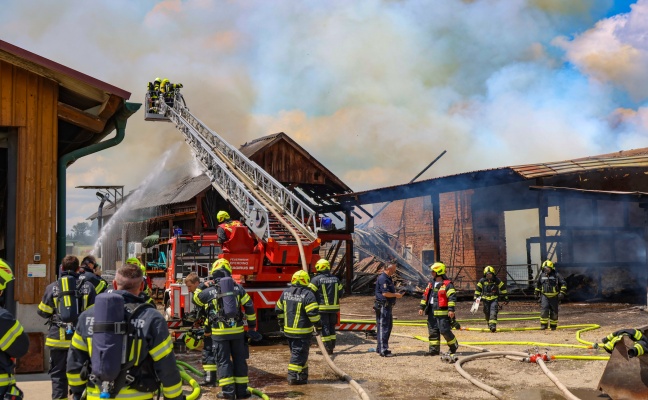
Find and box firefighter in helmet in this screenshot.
[193,258,258,399]
[0,259,29,399]
[276,270,321,385]
[126,257,152,302]
[216,211,244,245]
[146,77,162,113]
[534,260,567,330]
[419,262,459,358]
[474,266,508,333]
[309,259,344,355]
[80,255,108,295]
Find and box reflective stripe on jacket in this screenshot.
[420,279,456,316]
[534,271,567,298]
[194,280,256,340]
[474,276,508,301]
[309,273,344,312]
[0,307,29,379]
[275,285,320,337]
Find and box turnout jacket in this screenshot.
[193,279,256,340]
[474,276,508,301]
[0,308,29,386]
[309,272,344,312]
[275,285,320,337]
[37,271,96,348]
[534,270,567,298]
[217,219,243,243]
[66,291,183,400]
[420,279,456,317]
[80,269,108,295]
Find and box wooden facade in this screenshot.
[0,60,58,303]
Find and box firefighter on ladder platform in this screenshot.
[474,266,508,333]
[419,262,459,359]
[309,259,344,355]
[216,211,243,245]
[535,260,567,331]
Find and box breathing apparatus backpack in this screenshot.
[90,293,155,399]
[207,277,241,326]
[56,274,83,334]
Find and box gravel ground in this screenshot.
[176,295,647,400]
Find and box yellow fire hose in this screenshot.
[176,360,270,400]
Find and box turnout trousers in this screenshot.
[375,303,393,355]
[287,336,311,383]
[540,296,560,330]
[427,315,458,354]
[320,313,338,353]
[49,348,68,400]
[482,299,499,330]
[213,336,250,398]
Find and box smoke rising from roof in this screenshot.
[1,0,647,231]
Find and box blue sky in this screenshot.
[1,0,648,233]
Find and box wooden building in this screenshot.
[0,39,138,369]
[335,149,648,303]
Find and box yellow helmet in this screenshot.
[184,331,202,350]
[217,211,231,223]
[291,270,310,287]
[315,259,331,272]
[431,262,446,276]
[126,257,146,276]
[0,259,14,291]
[484,266,496,276]
[211,258,232,276]
[542,260,555,270]
[155,77,161,82]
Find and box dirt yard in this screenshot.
[176,295,647,400]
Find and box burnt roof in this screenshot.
[333,147,648,206]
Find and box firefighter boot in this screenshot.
[489,324,497,333]
[540,324,548,331]
[201,371,217,387]
[426,347,440,356]
[216,392,235,400]
[449,342,459,354]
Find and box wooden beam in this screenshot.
[97,94,122,120]
[57,102,104,133]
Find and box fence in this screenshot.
[445,263,539,293]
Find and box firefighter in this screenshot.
[374,262,403,357]
[216,211,244,244]
[193,259,258,399]
[599,329,648,358]
[534,260,567,331]
[66,263,185,400]
[276,270,321,385]
[147,77,162,113]
[185,272,215,387]
[126,257,152,301]
[37,255,96,400]
[160,78,183,106]
[309,259,344,355]
[419,262,459,357]
[474,266,508,333]
[0,259,29,399]
[79,255,108,295]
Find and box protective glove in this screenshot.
[247,330,263,342]
[534,292,540,300]
[558,293,565,301]
[314,324,323,336]
[278,319,285,335]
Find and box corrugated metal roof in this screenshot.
[88,173,211,220]
[512,154,648,179]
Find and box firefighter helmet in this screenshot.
[211,258,232,276]
[315,259,331,272]
[484,266,496,276]
[217,211,231,223]
[184,331,202,350]
[291,270,310,287]
[431,262,446,276]
[0,259,14,291]
[154,77,161,82]
[542,260,554,270]
[126,257,146,276]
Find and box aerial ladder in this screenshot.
[145,87,320,262]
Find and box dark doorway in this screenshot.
[0,128,17,314]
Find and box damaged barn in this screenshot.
[333,148,648,304]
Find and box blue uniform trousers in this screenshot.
[375,302,393,355]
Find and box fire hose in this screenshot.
[175,360,270,400]
[454,350,583,400]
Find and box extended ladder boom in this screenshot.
[158,91,319,241]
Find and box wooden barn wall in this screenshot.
[0,60,58,304]
[249,141,327,185]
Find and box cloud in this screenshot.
[556,0,648,101]
[2,0,647,231]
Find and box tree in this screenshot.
[70,222,93,244]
